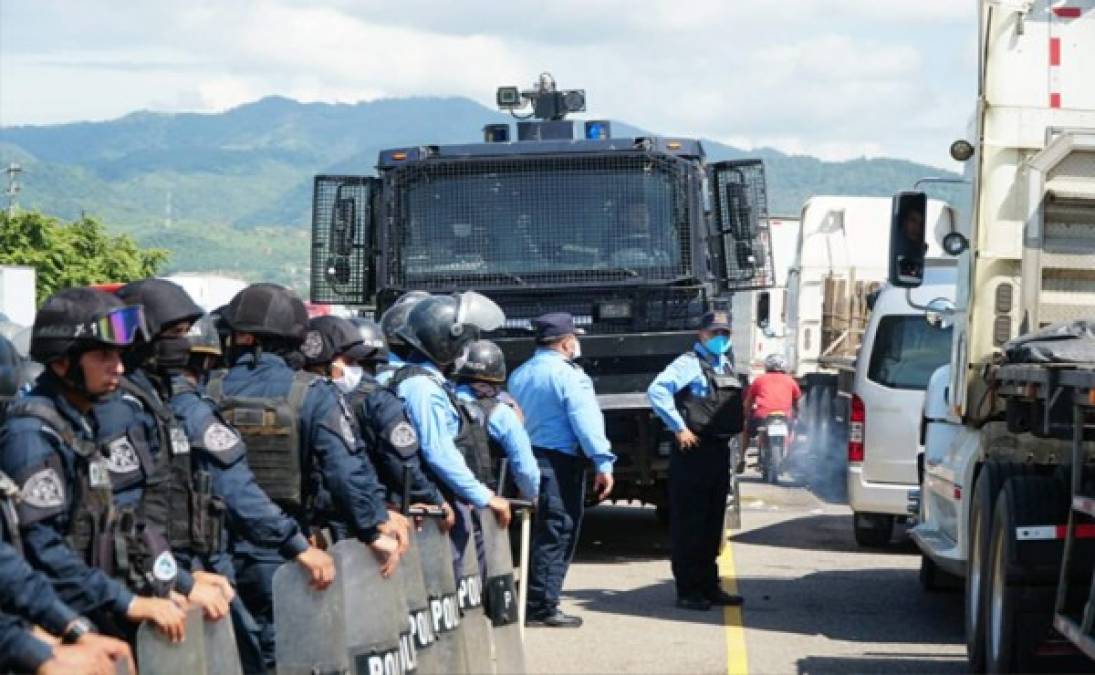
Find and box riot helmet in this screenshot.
[223,283,309,343]
[116,278,205,372]
[397,292,504,366]
[453,339,506,383]
[348,317,388,363]
[764,353,788,373]
[379,290,430,345]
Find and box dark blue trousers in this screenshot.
[527,449,586,618]
[450,501,487,583]
[669,438,730,599]
[233,545,282,670]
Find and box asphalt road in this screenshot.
[524,471,968,674]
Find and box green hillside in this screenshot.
[0,96,966,289]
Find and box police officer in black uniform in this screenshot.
[307,316,451,521]
[207,283,405,668]
[115,278,337,673]
[0,288,188,641]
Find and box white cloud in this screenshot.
[0,0,977,167]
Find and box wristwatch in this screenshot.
[61,616,94,645]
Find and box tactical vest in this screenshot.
[346,380,381,452]
[206,370,316,511]
[0,470,23,556]
[388,367,495,488]
[673,353,744,439]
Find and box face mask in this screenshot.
[570,338,582,361]
[703,334,731,355]
[333,364,363,393]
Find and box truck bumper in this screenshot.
[910,523,965,578]
[847,465,918,517]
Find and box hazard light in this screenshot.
[848,394,865,463]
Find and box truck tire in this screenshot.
[853,512,894,547]
[965,462,1030,673]
[985,476,1068,673]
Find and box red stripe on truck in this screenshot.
[1053,6,1082,18]
[1050,37,1061,66]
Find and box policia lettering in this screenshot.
[429,592,461,635]
[352,641,405,675]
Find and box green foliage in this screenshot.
[0,211,169,303]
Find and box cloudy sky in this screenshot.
[0,1,976,168]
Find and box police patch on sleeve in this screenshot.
[301,330,324,359]
[104,436,141,474]
[388,421,417,449]
[152,550,178,583]
[21,468,64,509]
[202,422,240,454]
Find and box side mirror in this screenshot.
[889,191,928,288]
[925,297,956,330]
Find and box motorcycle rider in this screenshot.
[741,354,802,453]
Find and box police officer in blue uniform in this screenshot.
[0,288,188,642]
[390,293,512,573]
[453,340,540,500]
[647,310,744,610]
[115,278,336,673]
[0,470,134,674]
[209,283,404,668]
[311,316,452,520]
[509,312,616,628]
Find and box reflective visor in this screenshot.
[83,305,148,346]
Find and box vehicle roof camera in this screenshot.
[497,72,586,121]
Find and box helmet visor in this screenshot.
[455,291,505,333]
[84,305,149,346]
[186,315,223,356]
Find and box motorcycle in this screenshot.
[758,412,789,484]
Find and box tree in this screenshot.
[0,211,169,304]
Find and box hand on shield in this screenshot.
[36,643,119,675]
[368,533,402,578]
[441,501,456,533]
[193,571,237,602]
[488,495,512,528]
[75,633,135,675]
[295,545,336,590]
[380,512,410,554]
[126,596,186,642]
[188,577,231,621]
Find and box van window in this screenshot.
[756,292,770,329]
[867,315,952,390]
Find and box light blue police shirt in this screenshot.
[647,342,733,433]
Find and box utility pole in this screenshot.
[4,163,21,217]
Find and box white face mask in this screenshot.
[333,365,363,393]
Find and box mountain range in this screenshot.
[0,96,966,289]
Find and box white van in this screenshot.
[847,262,956,547]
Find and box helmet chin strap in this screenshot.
[62,352,108,403]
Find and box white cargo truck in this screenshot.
[733,216,801,379]
[908,2,1095,670]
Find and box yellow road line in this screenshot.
[718,534,748,675]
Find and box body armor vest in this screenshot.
[0,470,23,556]
[206,370,315,512]
[673,353,744,439]
[388,367,495,488]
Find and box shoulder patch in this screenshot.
[152,550,178,582]
[301,330,324,359]
[21,468,65,509]
[104,436,141,474]
[388,421,418,449]
[202,422,240,453]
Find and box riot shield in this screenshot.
[400,529,441,674]
[333,539,407,674]
[273,559,349,674]
[456,517,494,675]
[416,519,469,674]
[136,608,206,674]
[478,508,526,674]
[204,609,243,675]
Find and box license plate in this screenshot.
[767,423,788,437]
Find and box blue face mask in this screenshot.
[703,334,731,355]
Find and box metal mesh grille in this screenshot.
[711,159,774,291]
[311,175,375,304]
[384,153,694,290]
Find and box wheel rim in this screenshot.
[988,517,1006,661]
[969,505,982,632]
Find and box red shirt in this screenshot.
[746,373,802,419]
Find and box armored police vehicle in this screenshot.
[309,75,773,512]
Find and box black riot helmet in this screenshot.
[349,317,388,363]
[301,315,372,368]
[453,339,507,383]
[116,278,203,338]
[223,283,309,344]
[397,292,505,366]
[30,288,149,364]
[379,290,430,346]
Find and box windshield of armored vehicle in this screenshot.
[392,155,692,287]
